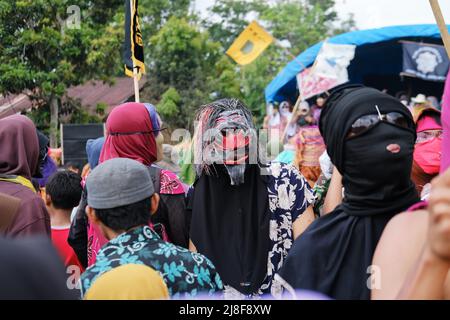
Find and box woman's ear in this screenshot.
[150,193,160,215]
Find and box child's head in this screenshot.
[45,171,82,210]
[65,162,81,176]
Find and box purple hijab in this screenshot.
[0,115,50,237]
[0,115,39,179]
[34,156,58,188]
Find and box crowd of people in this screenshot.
[0,83,449,300]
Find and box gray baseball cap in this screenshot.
[86,158,154,209]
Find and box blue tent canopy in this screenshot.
[265,24,450,103]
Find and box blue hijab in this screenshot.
[86,137,105,170]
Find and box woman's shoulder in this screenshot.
[374,210,428,267]
[265,163,316,212]
[383,210,428,239]
[266,162,301,178]
[0,182,40,202]
[371,210,429,299]
[266,162,310,188]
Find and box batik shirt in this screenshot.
[223,162,316,299]
[81,226,223,299]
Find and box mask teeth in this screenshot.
[225,164,246,185]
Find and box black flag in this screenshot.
[124,0,145,78]
[402,42,449,82]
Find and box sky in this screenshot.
[194,0,450,30]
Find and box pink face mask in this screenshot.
[441,69,450,172]
[414,137,442,175]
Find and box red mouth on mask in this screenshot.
[214,131,250,165]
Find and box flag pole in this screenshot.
[133,69,140,103]
[275,39,330,142]
[429,0,450,58]
[130,0,140,102]
[273,40,306,142]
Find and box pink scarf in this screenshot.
[441,69,450,173]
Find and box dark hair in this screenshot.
[195,98,255,130]
[420,109,442,126]
[46,171,83,210]
[94,197,151,232]
[65,162,81,171]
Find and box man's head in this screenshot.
[65,162,81,175]
[85,158,159,239]
[45,171,82,211]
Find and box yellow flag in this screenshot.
[226,21,274,65]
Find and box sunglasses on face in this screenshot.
[416,130,442,144]
[347,111,409,139]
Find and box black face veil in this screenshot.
[279,86,419,300]
[319,85,418,216]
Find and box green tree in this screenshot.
[202,0,355,127]
[142,16,230,129]
[0,0,356,142]
[0,0,193,145]
[157,87,181,118]
[206,0,354,53]
[259,0,355,53]
[203,0,263,48]
[0,0,123,146]
[239,47,284,125]
[208,56,243,100]
[140,0,192,38]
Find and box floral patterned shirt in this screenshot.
[80,226,223,299]
[224,162,316,299]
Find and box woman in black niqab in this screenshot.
[278,86,419,300]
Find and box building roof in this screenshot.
[0,77,147,119]
[0,94,33,119]
[66,76,147,113]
